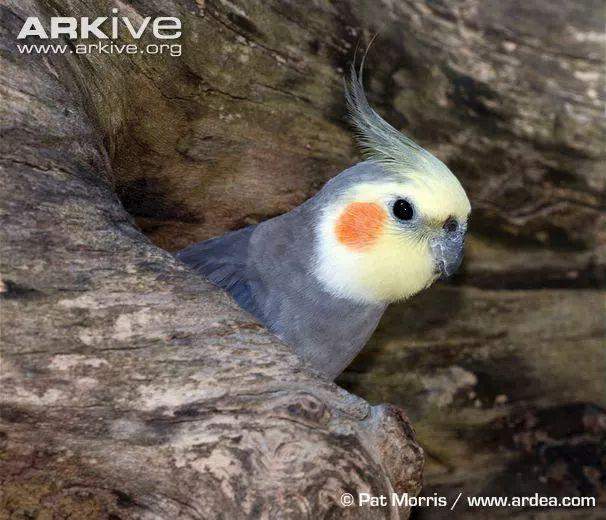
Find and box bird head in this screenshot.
[312,66,471,304]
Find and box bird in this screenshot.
[176,64,471,380]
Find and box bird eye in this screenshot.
[392,199,414,221]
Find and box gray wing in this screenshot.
[175,226,261,319]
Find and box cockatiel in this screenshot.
[177,66,470,380]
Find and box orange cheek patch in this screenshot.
[335,202,387,250]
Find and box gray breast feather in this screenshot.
[175,165,391,379]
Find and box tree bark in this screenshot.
[0,1,424,518]
[1,0,604,518]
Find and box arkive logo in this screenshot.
[16,8,182,57]
[17,8,181,40]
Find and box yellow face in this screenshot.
[314,176,471,304]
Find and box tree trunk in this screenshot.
[1,0,604,518]
[0,1,425,518]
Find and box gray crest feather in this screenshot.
[344,60,450,178]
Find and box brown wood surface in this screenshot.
[1,0,604,518]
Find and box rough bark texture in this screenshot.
[0,1,425,519]
[1,0,605,519]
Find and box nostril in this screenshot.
[443,217,458,233]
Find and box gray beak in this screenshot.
[430,230,465,279]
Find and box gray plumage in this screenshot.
[177,64,470,379]
[177,162,393,380]
[345,63,452,179]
